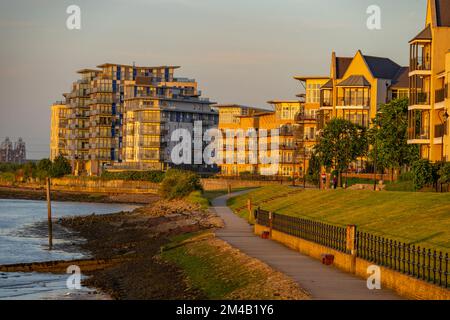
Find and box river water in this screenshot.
[0,199,139,300]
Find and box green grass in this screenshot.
[186,188,257,209]
[228,185,450,253]
[161,232,260,299]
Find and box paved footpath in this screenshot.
[213,192,402,300]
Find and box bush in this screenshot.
[50,155,72,178]
[399,171,414,182]
[438,162,450,184]
[0,172,16,183]
[100,170,165,183]
[412,159,434,190]
[160,169,203,199]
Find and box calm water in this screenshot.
[0,199,139,299]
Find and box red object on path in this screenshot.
[322,254,334,266]
[261,231,270,239]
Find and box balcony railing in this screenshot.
[321,99,333,107]
[408,127,430,140]
[435,124,447,138]
[337,97,370,107]
[410,92,430,106]
[410,56,431,72]
[435,88,445,103]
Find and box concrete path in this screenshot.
[212,192,402,300]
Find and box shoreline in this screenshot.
[0,186,158,205]
[1,193,310,300]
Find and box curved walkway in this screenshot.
[212,192,402,300]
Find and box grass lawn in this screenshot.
[161,231,308,300]
[228,185,450,253]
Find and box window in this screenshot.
[306,84,321,103]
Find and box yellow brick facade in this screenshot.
[407,0,450,162]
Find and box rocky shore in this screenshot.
[1,193,309,300]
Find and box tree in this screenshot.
[412,159,434,190]
[49,154,72,178]
[368,98,419,179]
[314,118,368,185]
[36,158,53,179]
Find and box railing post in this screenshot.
[247,198,254,224]
[269,212,273,239]
[346,225,357,274]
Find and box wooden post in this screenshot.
[269,211,273,239]
[346,225,357,274]
[227,183,232,194]
[46,177,53,250]
[247,198,254,224]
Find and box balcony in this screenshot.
[435,88,445,104]
[410,56,431,72]
[337,97,370,108]
[408,109,430,143]
[435,124,447,138]
[409,92,430,107]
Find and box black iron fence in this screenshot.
[255,208,449,289]
[357,232,448,288]
[256,208,347,253]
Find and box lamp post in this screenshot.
[441,110,449,162]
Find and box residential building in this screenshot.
[295,50,409,171]
[216,101,305,177]
[0,137,26,163]
[407,0,450,162]
[51,64,218,175]
[50,102,69,160]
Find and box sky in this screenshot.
[0,0,426,159]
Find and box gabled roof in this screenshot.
[336,57,353,79]
[337,75,371,87]
[390,67,410,89]
[409,25,432,43]
[362,55,402,79]
[435,0,450,26]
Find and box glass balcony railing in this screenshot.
[435,88,445,103]
[435,124,447,138]
[337,97,370,107]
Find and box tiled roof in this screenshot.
[337,75,371,87]
[320,79,333,89]
[436,0,450,26]
[410,25,432,42]
[362,55,402,79]
[390,67,410,89]
[336,57,353,79]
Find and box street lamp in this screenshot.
[438,110,449,162]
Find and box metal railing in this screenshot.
[256,209,347,253]
[256,208,450,289]
[357,232,448,288]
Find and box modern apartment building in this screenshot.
[407,0,450,162]
[216,101,306,177]
[51,64,217,175]
[50,102,69,161]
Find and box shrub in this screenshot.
[49,155,72,178]
[160,169,203,199]
[0,172,16,183]
[438,162,450,184]
[412,159,434,190]
[100,170,165,183]
[399,171,414,182]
